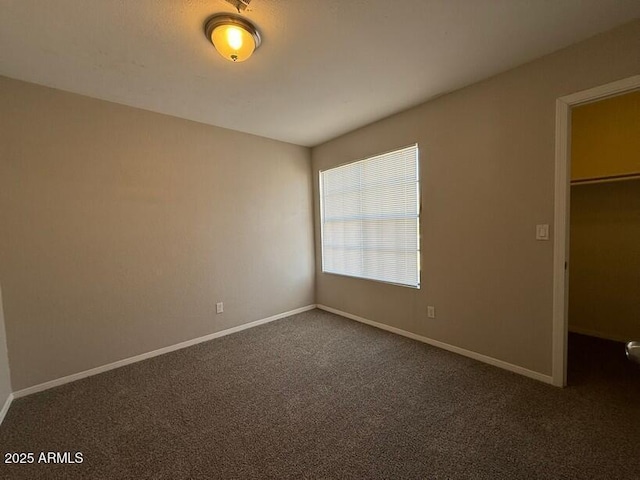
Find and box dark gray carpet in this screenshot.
[1,309,638,479]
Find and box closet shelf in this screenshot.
[571,172,640,186]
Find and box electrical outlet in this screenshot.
[216,302,224,314]
[427,306,436,319]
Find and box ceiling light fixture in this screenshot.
[204,14,261,63]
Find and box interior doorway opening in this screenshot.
[552,75,640,387]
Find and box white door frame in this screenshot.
[552,74,640,387]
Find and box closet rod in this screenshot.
[571,173,640,186]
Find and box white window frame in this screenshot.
[319,144,420,288]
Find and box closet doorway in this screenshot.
[567,90,640,386]
[552,75,640,387]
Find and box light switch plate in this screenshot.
[536,224,549,240]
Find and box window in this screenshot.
[319,144,420,288]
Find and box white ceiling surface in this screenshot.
[1,1,639,147]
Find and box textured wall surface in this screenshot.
[0,77,315,390]
[312,21,640,376]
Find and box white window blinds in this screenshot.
[319,145,420,288]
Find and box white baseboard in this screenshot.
[0,393,14,426]
[13,304,317,399]
[568,326,631,343]
[317,304,554,385]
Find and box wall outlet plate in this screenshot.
[216,302,224,314]
[427,306,436,318]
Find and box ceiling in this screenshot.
[1,1,639,147]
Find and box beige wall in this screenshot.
[569,180,640,341]
[0,76,315,390]
[312,20,640,376]
[0,284,11,409]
